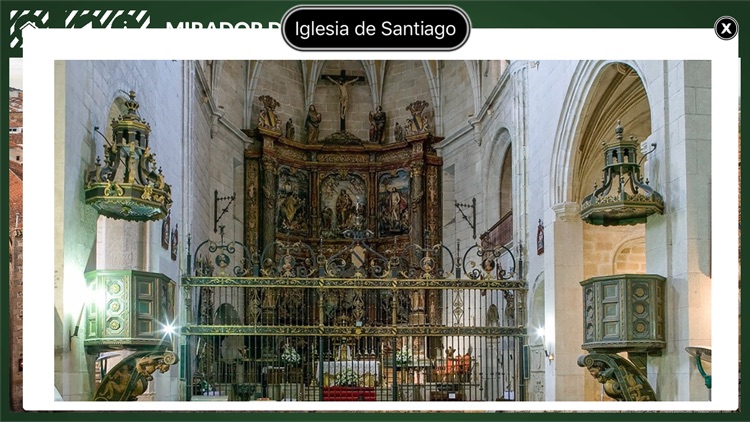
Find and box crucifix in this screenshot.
[321,70,365,132]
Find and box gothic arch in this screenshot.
[245,60,264,127]
[527,271,547,401]
[106,91,130,120]
[360,60,387,109]
[304,60,380,110]
[464,60,482,116]
[529,271,545,338]
[300,60,322,110]
[421,60,442,135]
[483,127,512,228]
[549,60,654,209]
[612,237,647,274]
[499,143,513,217]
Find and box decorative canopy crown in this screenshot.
[580,121,664,226]
[84,90,172,221]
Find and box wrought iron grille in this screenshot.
[182,228,527,402]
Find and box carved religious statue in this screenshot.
[258,95,281,131]
[368,105,386,143]
[325,75,359,121]
[394,121,405,143]
[285,118,295,140]
[405,100,431,136]
[136,356,172,381]
[305,104,322,143]
[93,351,178,401]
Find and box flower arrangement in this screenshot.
[395,348,412,366]
[281,344,301,366]
[333,368,361,387]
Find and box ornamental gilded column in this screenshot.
[409,150,426,326]
[261,153,278,249]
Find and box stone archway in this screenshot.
[527,272,546,401]
[612,237,647,275]
[578,62,652,402]
[545,60,654,401]
[483,128,512,229]
[549,60,653,209]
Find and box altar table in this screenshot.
[317,360,381,387]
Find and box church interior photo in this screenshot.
[50,59,723,404]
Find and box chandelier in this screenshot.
[580,121,664,226]
[84,90,172,221]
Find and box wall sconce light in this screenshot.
[69,297,87,350]
[685,346,711,400]
[537,328,554,362]
[68,283,99,350]
[160,321,178,351]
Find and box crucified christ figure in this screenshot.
[325,75,359,121]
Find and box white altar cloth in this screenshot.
[317,360,381,386]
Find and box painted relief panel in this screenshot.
[320,172,367,238]
[378,169,410,237]
[276,166,310,236]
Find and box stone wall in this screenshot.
[441,61,474,134]
[645,60,712,401]
[381,60,432,142]
[583,224,646,278]
[250,60,305,139]
[315,60,370,140]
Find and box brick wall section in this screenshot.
[57,60,185,400]
[316,60,370,140]
[381,60,431,143]
[251,60,305,138]
[583,224,646,278]
[191,73,215,245]
[441,61,473,132]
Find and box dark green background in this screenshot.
[0,0,747,421]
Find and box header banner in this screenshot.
[3,1,738,53]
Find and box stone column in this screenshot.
[645,60,714,401]
[509,62,529,266]
[544,202,585,401]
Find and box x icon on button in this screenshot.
[715,16,738,40]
